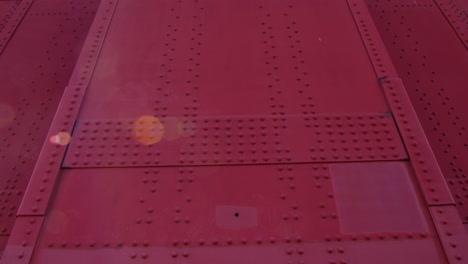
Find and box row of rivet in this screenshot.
[0,0,34,54]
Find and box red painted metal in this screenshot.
[434,0,468,48]
[0,0,100,255]
[365,0,468,225]
[0,0,467,263]
[62,113,407,167]
[430,206,468,263]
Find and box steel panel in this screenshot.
[0,235,8,259]
[447,180,468,222]
[434,0,468,48]
[0,0,100,241]
[77,0,389,124]
[0,1,17,33]
[366,0,468,221]
[430,206,468,263]
[348,0,455,205]
[0,0,33,54]
[63,113,407,167]
[343,239,445,264]
[33,165,342,246]
[0,216,44,264]
[30,240,445,264]
[16,0,118,217]
[330,162,428,233]
[1,0,467,263]
[27,162,443,263]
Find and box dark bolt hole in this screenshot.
[234,213,239,217]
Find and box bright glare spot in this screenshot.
[134,116,164,145]
[0,103,15,128]
[49,132,72,146]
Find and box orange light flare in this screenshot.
[49,132,72,146]
[134,116,165,146]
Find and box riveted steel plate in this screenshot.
[0,0,33,54]
[0,216,44,264]
[2,0,467,263]
[27,162,443,263]
[446,179,468,223]
[75,0,390,123]
[434,0,468,48]
[30,240,445,264]
[350,0,456,206]
[366,0,468,211]
[0,0,100,240]
[0,1,17,33]
[430,206,468,263]
[63,113,407,167]
[16,0,119,217]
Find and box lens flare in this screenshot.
[134,116,164,145]
[49,132,72,146]
[0,103,15,128]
